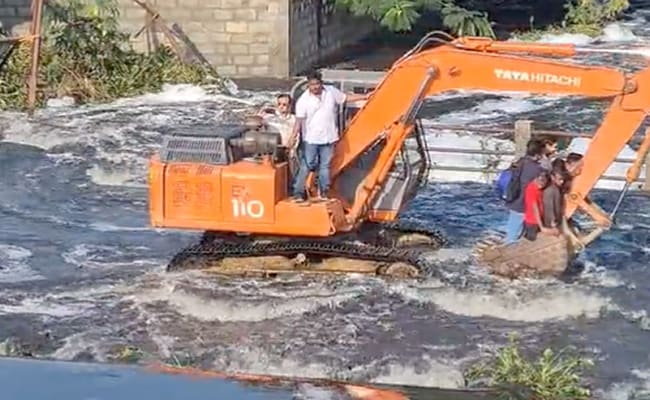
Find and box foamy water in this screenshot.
[0,18,649,400]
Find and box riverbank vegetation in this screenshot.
[101,334,596,400]
[464,334,594,400]
[0,0,214,111]
[335,0,630,40]
[513,0,630,40]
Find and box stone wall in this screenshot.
[0,0,32,35]
[115,0,290,77]
[0,0,374,78]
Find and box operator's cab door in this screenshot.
[336,83,373,135]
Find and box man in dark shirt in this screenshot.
[504,139,545,244]
[543,165,569,230]
[565,152,584,178]
[560,152,586,233]
[539,136,559,171]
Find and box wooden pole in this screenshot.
[642,153,650,192]
[513,119,532,159]
[131,0,183,57]
[27,0,44,114]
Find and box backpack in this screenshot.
[495,169,512,200]
[503,158,524,204]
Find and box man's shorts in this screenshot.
[523,223,540,241]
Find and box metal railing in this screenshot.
[421,120,649,188]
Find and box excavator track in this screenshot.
[373,219,449,248]
[167,221,447,279]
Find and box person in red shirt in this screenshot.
[522,171,560,241]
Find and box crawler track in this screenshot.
[167,221,448,278]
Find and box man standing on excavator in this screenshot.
[288,70,369,202]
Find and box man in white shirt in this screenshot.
[259,93,296,149]
[259,93,298,174]
[287,70,369,202]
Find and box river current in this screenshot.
[2,11,650,400]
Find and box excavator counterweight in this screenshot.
[148,32,650,280]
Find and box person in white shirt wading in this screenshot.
[287,70,368,203]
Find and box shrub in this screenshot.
[335,0,630,40]
[464,334,594,400]
[512,0,630,40]
[335,0,495,38]
[0,0,212,110]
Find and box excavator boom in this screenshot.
[332,37,650,230]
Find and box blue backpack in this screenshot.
[495,169,512,200]
[495,158,524,202]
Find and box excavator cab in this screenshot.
[289,69,432,219]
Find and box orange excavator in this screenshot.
[147,31,650,279]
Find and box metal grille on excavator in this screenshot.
[160,135,229,165]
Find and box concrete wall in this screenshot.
[114,0,290,77]
[0,0,374,78]
[289,0,375,74]
[0,0,31,35]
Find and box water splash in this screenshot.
[577,46,650,58]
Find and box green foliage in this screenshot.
[464,334,594,400]
[512,0,630,40]
[335,0,495,38]
[563,0,629,27]
[108,345,145,363]
[336,0,629,41]
[0,0,211,111]
[441,4,493,37]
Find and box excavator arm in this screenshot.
[331,36,650,244]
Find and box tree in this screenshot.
[335,0,496,38]
[335,0,631,40]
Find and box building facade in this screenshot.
[0,0,374,78]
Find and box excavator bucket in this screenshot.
[472,230,577,279]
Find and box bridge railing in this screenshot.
[422,119,650,190]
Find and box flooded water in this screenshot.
[0,357,296,400]
[0,356,496,400]
[2,10,650,400]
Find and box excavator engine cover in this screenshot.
[159,123,282,165]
